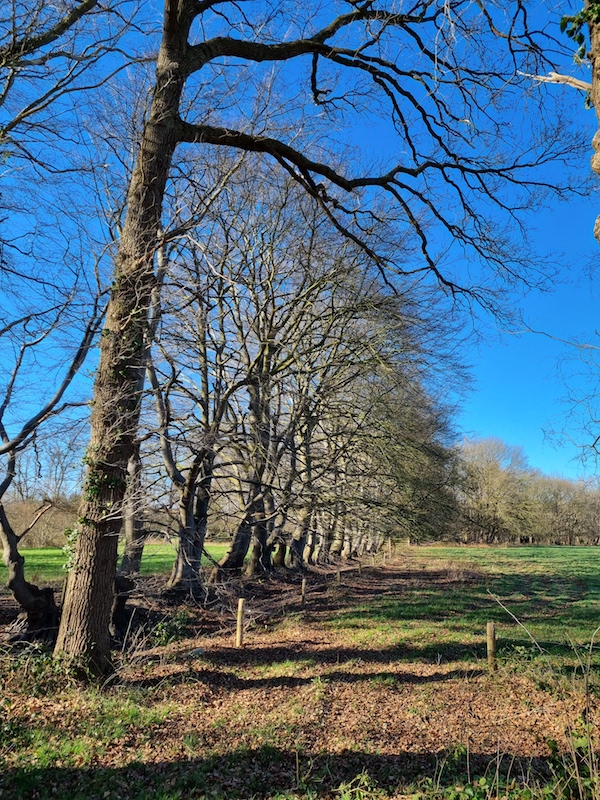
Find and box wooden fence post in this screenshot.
[301,577,307,607]
[487,621,497,671]
[336,568,341,585]
[236,598,245,648]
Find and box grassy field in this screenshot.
[4,543,600,660]
[0,541,229,583]
[3,544,600,799]
[333,545,600,664]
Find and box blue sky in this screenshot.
[456,165,600,480]
[3,0,597,484]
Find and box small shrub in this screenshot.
[151,610,193,647]
[335,771,387,799]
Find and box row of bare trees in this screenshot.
[119,160,462,591]
[1,0,596,673]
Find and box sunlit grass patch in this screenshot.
[326,546,600,668]
[1,686,178,773]
[0,542,229,583]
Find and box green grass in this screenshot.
[328,545,600,666]
[0,542,229,583]
[5,544,600,799]
[6,543,600,663]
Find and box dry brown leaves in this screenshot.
[0,563,592,796]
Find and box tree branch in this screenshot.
[17,502,53,543]
[0,298,107,457]
[519,70,592,92]
[0,0,98,66]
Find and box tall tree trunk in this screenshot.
[271,538,287,567]
[269,503,288,567]
[245,497,269,577]
[312,510,327,564]
[287,506,310,570]
[165,466,212,593]
[303,521,315,565]
[209,516,253,582]
[329,502,345,557]
[340,525,353,560]
[54,20,186,673]
[589,8,600,245]
[119,447,145,577]
[166,495,202,592]
[354,523,366,557]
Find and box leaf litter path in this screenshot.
[1,560,590,798]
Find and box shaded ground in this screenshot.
[0,558,595,799]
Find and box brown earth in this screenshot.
[0,562,591,798]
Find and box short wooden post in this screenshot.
[387,539,392,561]
[236,598,245,648]
[371,554,376,567]
[301,577,307,607]
[357,561,362,576]
[487,621,497,671]
[336,568,341,585]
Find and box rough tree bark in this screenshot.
[165,457,213,593]
[245,498,270,577]
[287,506,311,570]
[588,3,600,243]
[209,515,253,583]
[54,5,187,671]
[118,447,145,577]
[0,501,58,642]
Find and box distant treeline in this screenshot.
[453,437,600,546]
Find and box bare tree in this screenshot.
[0,289,104,641]
[55,0,585,672]
[0,1,144,158]
[456,437,539,544]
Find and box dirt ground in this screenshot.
[0,563,591,798]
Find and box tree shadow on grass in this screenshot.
[309,567,589,627]
[121,638,489,692]
[122,662,485,693]
[118,632,590,693]
[195,640,489,668]
[2,745,556,799]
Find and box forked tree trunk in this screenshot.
[54,20,187,673]
[165,462,212,593]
